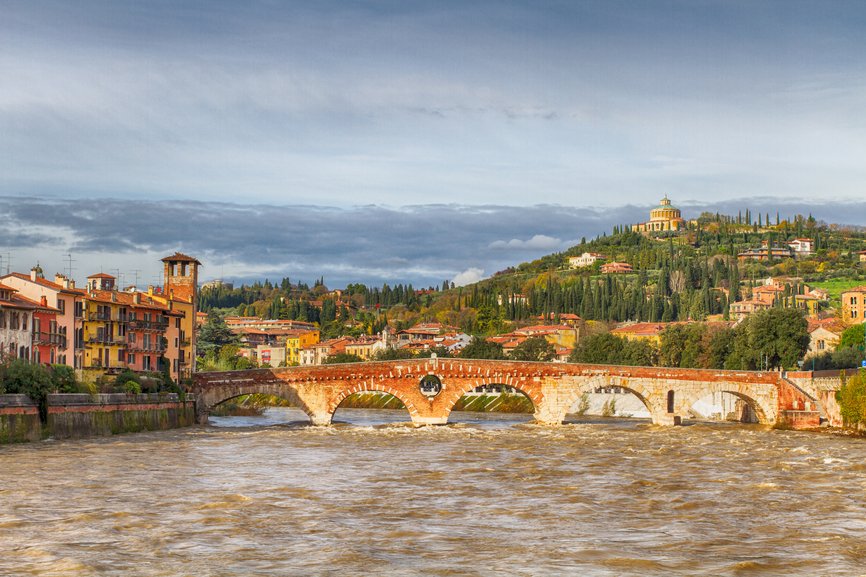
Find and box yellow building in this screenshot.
[285,329,320,365]
[82,274,128,372]
[632,196,686,233]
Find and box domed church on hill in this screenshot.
[631,195,686,233]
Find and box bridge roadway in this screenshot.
[191,358,821,428]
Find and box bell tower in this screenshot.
[161,252,201,305]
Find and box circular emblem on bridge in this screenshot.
[419,374,442,398]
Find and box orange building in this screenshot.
[841,286,866,324]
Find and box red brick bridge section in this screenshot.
[191,358,820,428]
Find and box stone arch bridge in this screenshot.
[191,359,820,428]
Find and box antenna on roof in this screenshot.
[131,269,141,287]
[65,253,76,280]
[3,252,11,275]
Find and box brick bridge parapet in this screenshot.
[191,358,819,428]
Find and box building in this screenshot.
[600,262,633,274]
[857,250,866,263]
[396,322,459,345]
[568,252,605,269]
[344,336,386,360]
[729,299,772,321]
[285,329,321,365]
[806,318,846,358]
[0,281,62,363]
[737,241,794,262]
[300,337,352,366]
[610,322,675,345]
[1,269,82,368]
[787,238,814,256]
[631,196,686,234]
[841,286,866,324]
[79,274,184,378]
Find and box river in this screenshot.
[1,407,866,576]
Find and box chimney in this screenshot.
[134,293,141,305]
[30,269,37,281]
[111,293,117,303]
[148,286,154,296]
[40,296,48,306]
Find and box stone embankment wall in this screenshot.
[785,369,860,428]
[0,393,195,444]
[0,394,42,443]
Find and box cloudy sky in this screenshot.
[2,1,865,288]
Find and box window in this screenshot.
[128,353,135,364]
[0,311,5,328]
[817,340,825,350]
[853,310,858,319]
[118,349,124,362]
[143,356,152,371]
[74,301,83,318]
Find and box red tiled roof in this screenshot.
[87,272,116,279]
[161,252,202,265]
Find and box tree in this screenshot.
[510,336,555,362]
[197,311,239,355]
[460,337,506,360]
[836,369,866,428]
[838,324,866,352]
[726,308,809,370]
[569,333,655,365]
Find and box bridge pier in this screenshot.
[194,396,209,425]
[310,413,333,426]
[411,415,449,426]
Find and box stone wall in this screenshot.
[0,394,42,443]
[48,393,196,440]
[0,393,195,443]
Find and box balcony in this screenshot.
[129,319,169,331]
[32,332,68,348]
[86,335,125,346]
[127,341,167,353]
[87,311,113,322]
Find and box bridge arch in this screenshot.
[324,381,421,425]
[678,384,774,425]
[202,382,317,424]
[439,375,542,424]
[557,375,664,425]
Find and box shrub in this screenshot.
[50,364,78,393]
[123,381,142,395]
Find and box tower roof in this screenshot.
[161,252,202,265]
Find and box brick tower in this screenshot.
[162,252,200,305]
[161,252,201,377]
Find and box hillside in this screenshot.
[199,211,866,337]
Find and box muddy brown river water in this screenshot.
[2,408,866,576]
